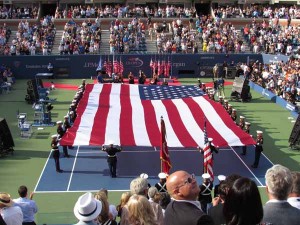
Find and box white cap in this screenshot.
[158,172,167,179]
[219,96,223,99]
[108,140,114,145]
[224,100,228,103]
[217,175,226,181]
[240,116,245,119]
[208,138,213,142]
[228,104,232,107]
[140,173,149,179]
[56,121,63,124]
[232,108,236,111]
[64,115,69,119]
[245,122,251,126]
[202,173,211,179]
[51,134,58,138]
[257,130,263,134]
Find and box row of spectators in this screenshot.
[54,4,197,19]
[214,4,300,19]
[0,5,38,19]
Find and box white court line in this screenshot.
[34,150,53,192]
[34,189,129,193]
[261,152,274,166]
[77,149,232,154]
[230,146,263,186]
[67,145,80,191]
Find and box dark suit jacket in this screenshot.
[262,201,300,225]
[208,203,225,225]
[165,200,214,225]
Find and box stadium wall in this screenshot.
[0,54,263,79]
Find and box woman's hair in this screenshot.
[116,191,131,212]
[148,187,161,203]
[223,177,263,225]
[127,194,157,225]
[94,190,110,223]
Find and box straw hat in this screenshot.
[0,192,13,207]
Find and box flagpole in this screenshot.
[160,116,163,173]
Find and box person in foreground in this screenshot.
[164,170,214,225]
[261,164,300,225]
[73,192,102,225]
[223,177,263,225]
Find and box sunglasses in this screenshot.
[175,173,196,190]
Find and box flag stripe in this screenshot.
[151,100,182,147]
[130,85,152,146]
[88,84,111,145]
[141,99,161,147]
[183,97,228,147]
[163,100,197,147]
[104,84,121,145]
[65,84,94,145]
[120,84,135,146]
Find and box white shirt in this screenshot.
[287,197,300,210]
[1,205,23,225]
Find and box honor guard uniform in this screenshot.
[218,96,224,105]
[223,100,229,111]
[208,89,215,101]
[252,131,263,168]
[155,172,168,193]
[214,175,226,197]
[239,116,245,130]
[63,115,74,149]
[231,109,237,122]
[140,173,151,188]
[241,122,251,155]
[198,173,213,213]
[227,104,233,115]
[56,121,69,158]
[51,134,63,173]
[102,140,122,178]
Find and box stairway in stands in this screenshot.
[99,30,110,55]
[51,30,63,55]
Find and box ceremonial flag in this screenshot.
[203,119,214,180]
[119,57,124,74]
[96,56,103,71]
[60,84,255,148]
[160,116,172,174]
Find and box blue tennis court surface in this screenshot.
[34,145,273,192]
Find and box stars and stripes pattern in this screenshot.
[203,120,214,180]
[60,84,255,147]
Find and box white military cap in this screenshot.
[202,173,211,179]
[208,138,213,142]
[245,122,251,126]
[240,116,245,119]
[217,175,226,181]
[158,172,167,179]
[51,134,58,138]
[257,130,263,134]
[56,121,63,124]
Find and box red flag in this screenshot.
[203,120,214,181]
[119,58,124,74]
[160,116,172,174]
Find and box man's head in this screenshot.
[130,177,148,196]
[265,164,292,200]
[166,170,199,201]
[18,185,28,198]
[289,171,300,197]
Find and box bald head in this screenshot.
[167,170,199,201]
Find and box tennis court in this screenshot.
[34,145,273,193]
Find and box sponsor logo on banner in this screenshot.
[286,103,296,111]
[125,57,143,67]
[173,62,185,68]
[84,62,98,68]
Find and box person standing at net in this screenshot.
[102,140,122,178]
[251,131,263,168]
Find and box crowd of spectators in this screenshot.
[214,4,300,19]
[0,5,38,19]
[54,4,197,19]
[59,18,101,55]
[8,16,55,56]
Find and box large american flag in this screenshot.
[60,84,255,147]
